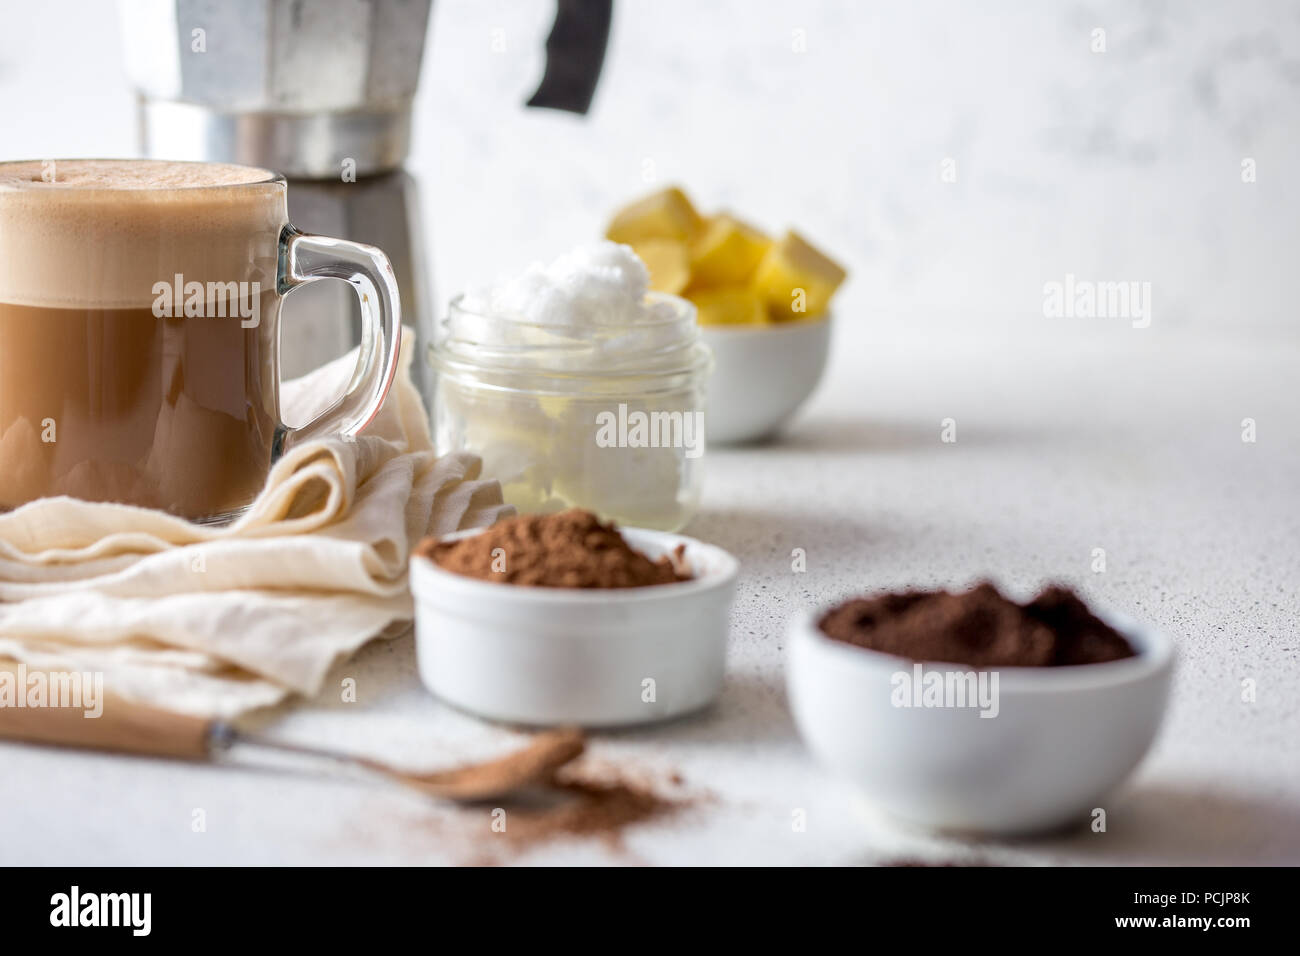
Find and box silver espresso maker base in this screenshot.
[275,169,431,406]
[137,99,413,181]
[134,95,433,410]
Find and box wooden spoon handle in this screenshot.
[0,660,214,759]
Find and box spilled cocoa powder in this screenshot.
[494,766,683,850]
[455,761,695,865]
[341,744,693,865]
[819,582,1135,667]
[417,508,690,588]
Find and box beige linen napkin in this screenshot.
[0,331,510,717]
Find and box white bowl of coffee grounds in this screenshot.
[411,527,738,727]
[787,599,1174,836]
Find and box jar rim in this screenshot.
[431,340,714,389]
[435,289,712,384]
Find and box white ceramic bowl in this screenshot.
[411,527,738,727]
[787,605,1174,835]
[701,315,830,444]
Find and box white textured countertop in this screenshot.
[5,314,1297,866]
[1,0,1298,865]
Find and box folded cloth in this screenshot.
[0,331,511,717]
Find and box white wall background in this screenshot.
[1,0,1297,335]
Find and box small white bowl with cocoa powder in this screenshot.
[787,583,1174,835]
[410,509,738,727]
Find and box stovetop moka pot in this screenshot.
[117,0,612,404]
[119,0,611,178]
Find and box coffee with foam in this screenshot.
[0,160,287,518]
[0,160,283,309]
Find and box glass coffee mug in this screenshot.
[0,159,400,522]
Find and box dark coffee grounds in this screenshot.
[818,582,1135,667]
[416,508,690,588]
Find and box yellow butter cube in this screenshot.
[632,239,692,294]
[689,214,772,289]
[688,286,769,326]
[606,186,703,245]
[753,230,847,320]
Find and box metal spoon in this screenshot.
[0,662,584,803]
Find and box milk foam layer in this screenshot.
[0,159,285,308]
[0,159,275,190]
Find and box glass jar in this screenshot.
[430,293,713,531]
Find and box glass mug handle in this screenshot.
[274,227,402,454]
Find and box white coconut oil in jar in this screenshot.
[431,243,713,531]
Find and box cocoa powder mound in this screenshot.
[417,508,690,588]
[818,582,1135,667]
